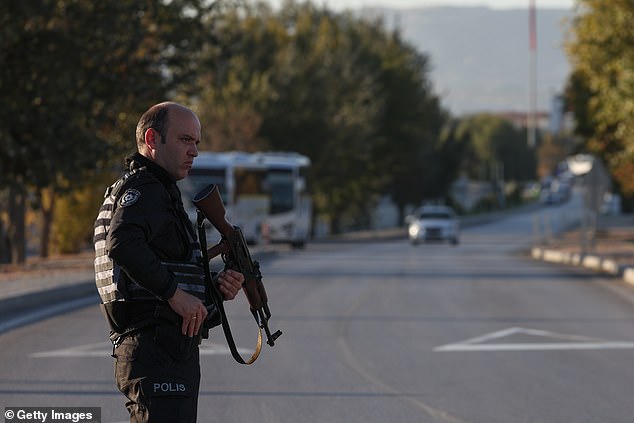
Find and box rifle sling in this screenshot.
[210,282,262,365]
[197,214,262,365]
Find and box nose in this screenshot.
[190,143,199,157]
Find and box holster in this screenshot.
[100,301,130,334]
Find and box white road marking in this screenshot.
[434,326,634,352]
[29,341,253,358]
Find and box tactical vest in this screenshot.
[94,168,207,312]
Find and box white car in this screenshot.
[406,205,459,245]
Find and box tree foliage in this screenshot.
[565,0,634,203]
[455,114,536,183]
[194,1,448,231]
[0,0,210,261]
[3,0,510,256]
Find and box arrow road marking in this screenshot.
[29,342,253,358]
[434,326,634,352]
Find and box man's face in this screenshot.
[152,107,201,181]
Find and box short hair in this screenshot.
[135,102,173,148]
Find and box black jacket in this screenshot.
[107,153,196,303]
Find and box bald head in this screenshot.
[135,102,201,180]
[135,102,198,151]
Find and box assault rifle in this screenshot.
[193,184,281,364]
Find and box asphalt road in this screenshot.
[2,199,634,422]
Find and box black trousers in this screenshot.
[113,327,201,423]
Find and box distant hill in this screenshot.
[361,6,572,116]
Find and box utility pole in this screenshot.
[528,0,537,148]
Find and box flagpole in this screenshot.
[528,0,537,148]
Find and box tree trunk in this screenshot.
[8,180,26,264]
[39,187,55,258]
[329,215,341,235]
[0,217,10,264]
[398,203,406,226]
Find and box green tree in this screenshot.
[263,2,447,231]
[537,133,569,179]
[193,0,284,152]
[0,0,210,262]
[565,0,634,206]
[456,114,536,183]
[198,1,388,232]
[375,31,447,220]
[52,174,114,254]
[190,0,453,232]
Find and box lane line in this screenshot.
[434,326,634,352]
[435,342,634,352]
[336,278,469,423]
[29,342,253,358]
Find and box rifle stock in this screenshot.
[193,184,282,348]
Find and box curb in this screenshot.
[0,280,98,317]
[0,280,99,335]
[531,246,634,287]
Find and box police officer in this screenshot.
[94,102,244,422]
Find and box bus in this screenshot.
[178,151,312,248]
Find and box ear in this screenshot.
[144,128,159,151]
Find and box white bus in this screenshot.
[178,151,312,248]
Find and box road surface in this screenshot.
[2,200,634,422]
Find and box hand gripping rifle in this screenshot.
[193,184,282,364]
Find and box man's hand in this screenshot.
[218,269,244,300]
[167,270,242,336]
[168,288,208,337]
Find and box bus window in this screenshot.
[234,168,266,197]
[183,151,311,246]
[268,169,294,215]
[181,168,228,205]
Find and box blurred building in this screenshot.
[495,110,550,132]
[494,93,574,135]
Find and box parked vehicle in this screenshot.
[539,179,572,205]
[406,205,459,246]
[178,151,312,248]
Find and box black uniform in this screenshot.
[94,152,217,423]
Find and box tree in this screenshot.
[264,3,449,230]
[537,133,569,179]
[0,0,210,262]
[456,114,536,183]
[192,0,284,152]
[375,31,447,220]
[565,0,634,207]
[196,1,388,232]
[191,0,452,232]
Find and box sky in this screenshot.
[266,0,574,11]
[262,0,575,114]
